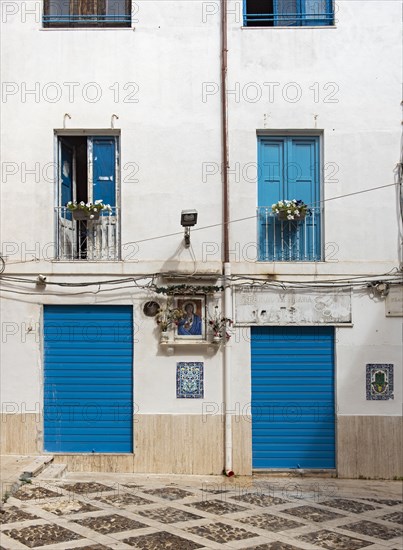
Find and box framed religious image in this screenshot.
[174,296,206,340]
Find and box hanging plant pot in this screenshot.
[213,335,222,343]
[72,210,100,221]
[277,211,306,222]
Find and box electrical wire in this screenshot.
[1,181,399,266]
[123,182,399,246]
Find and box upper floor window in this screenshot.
[257,136,322,262]
[43,0,132,28]
[244,0,334,27]
[56,135,120,261]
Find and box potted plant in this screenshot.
[155,302,184,341]
[67,200,112,220]
[208,306,233,343]
[271,199,310,221]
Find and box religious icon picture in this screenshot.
[174,296,205,340]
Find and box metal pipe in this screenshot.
[224,262,233,476]
[221,0,229,264]
[221,0,233,476]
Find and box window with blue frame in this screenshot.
[43,0,131,28]
[56,135,120,260]
[244,0,334,27]
[257,136,322,262]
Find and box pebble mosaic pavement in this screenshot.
[0,474,402,549]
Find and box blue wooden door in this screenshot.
[91,137,116,207]
[44,305,133,453]
[251,326,335,469]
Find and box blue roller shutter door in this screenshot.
[44,305,133,453]
[251,326,335,469]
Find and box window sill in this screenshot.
[39,26,135,31]
[160,340,219,355]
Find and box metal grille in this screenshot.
[55,207,120,261]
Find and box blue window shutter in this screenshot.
[60,141,73,207]
[258,139,285,206]
[287,138,319,205]
[302,0,332,25]
[91,137,116,207]
[274,0,298,26]
[258,136,321,261]
[288,138,321,259]
[258,139,286,260]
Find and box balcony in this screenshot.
[43,0,132,28]
[55,207,120,261]
[257,207,322,262]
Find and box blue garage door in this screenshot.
[44,305,133,453]
[251,326,335,469]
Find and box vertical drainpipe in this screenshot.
[221,0,234,477]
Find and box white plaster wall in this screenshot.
[0,287,226,416]
[1,1,401,269]
[226,0,402,267]
[0,0,223,265]
[0,2,401,423]
[336,293,402,415]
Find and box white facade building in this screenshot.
[0,0,402,478]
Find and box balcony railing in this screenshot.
[244,12,334,26]
[55,207,120,261]
[43,14,131,26]
[257,207,322,261]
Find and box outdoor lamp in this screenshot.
[181,209,198,247]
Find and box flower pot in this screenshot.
[72,210,100,221]
[213,335,222,343]
[160,331,169,343]
[277,211,306,222]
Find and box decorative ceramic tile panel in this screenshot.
[176,362,204,398]
[366,364,394,400]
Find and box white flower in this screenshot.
[95,199,103,204]
[287,215,294,220]
[295,209,300,215]
[272,204,276,208]
[89,214,94,219]
[79,201,85,206]
[274,209,279,213]
[67,201,72,206]
[86,202,91,208]
[93,208,98,212]
[287,209,291,214]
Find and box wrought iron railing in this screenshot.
[55,207,120,261]
[43,14,131,27]
[244,11,334,26]
[257,207,322,261]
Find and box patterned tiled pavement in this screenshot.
[0,474,402,549]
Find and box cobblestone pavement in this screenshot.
[0,473,402,549]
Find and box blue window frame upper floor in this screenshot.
[43,0,132,28]
[56,134,120,261]
[257,135,322,262]
[243,0,334,27]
